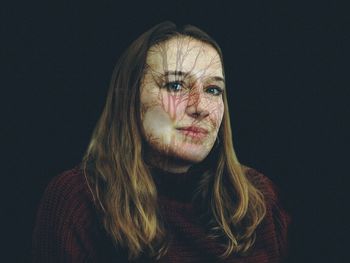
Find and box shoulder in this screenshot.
[240,164,291,225]
[241,164,291,258]
[33,167,118,261]
[44,166,87,196]
[241,164,289,216]
[241,164,279,202]
[37,165,96,226]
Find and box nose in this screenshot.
[185,81,210,120]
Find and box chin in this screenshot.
[146,134,215,164]
[170,144,212,164]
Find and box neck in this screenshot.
[149,163,203,203]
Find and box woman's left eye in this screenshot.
[206,86,223,96]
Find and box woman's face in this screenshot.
[140,36,225,172]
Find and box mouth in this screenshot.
[176,126,209,139]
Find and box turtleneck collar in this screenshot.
[149,165,206,203]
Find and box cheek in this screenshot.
[159,91,187,121]
[141,105,175,146]
[142,106,172,133]
[209,101,224,130]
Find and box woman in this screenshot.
[32,21,290,262]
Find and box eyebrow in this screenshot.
[164,70,225,84]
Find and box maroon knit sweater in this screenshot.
[32,165,290,262]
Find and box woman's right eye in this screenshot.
[164,81,183,92]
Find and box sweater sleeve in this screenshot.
[32,168,104,262]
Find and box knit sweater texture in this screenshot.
[32,165,290,262]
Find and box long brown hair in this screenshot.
[82,21,266,260]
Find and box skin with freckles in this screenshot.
[140,36,225,173]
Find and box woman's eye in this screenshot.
[164,81,183,92]
[206,86,223,96]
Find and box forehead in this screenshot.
[146,37,223,78]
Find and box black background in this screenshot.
[2,0,347,262]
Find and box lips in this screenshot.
[177,126,209,134]
[176,126,209,139]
